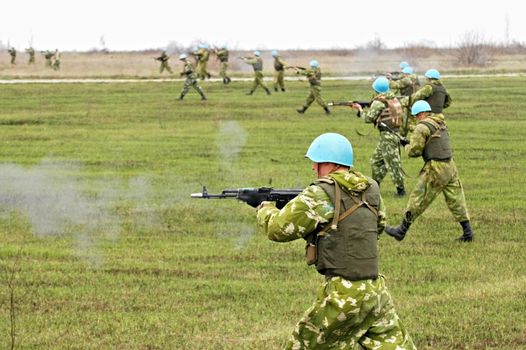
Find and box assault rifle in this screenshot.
[328,101,371,108]
[191,186,303,209]
[287,66,307,71]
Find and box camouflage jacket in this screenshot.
[244,57,263,71]
[257,170,386,242]
[406,113,445,158]
[299,67,321,86]
[359,91,397,124]
[411,80,452,108]
[181,61,196,77]
[273,56,288,71]
[215,49,229,62]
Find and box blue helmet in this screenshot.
[271,50,278,57]
[425,69,440,79]
[400,61,410,69]
[372,76,390,93]
[254,50,261,57]
[306,133,354,167]
[310,60,319,68]
[402,66,414,74]
[411,101,432,115]
[179,53,187,60]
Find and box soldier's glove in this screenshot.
[400,138,410,146]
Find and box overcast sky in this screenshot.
[1,0,523,51]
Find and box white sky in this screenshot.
[1,0,523,51]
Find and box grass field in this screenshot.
[0,77,525,349]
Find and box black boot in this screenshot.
[323,107,331,115]
[178,94,184,101]
[274,87,278,92]
[296,106,307,114]
[265,88,272,95]
[246,91,253,95]
[395,186,406,197]
[385,219,411,241]
[457,221,474,242]
[281,88,286,92]
[200,95,207,101]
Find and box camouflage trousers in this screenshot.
[274,70,285,90]
[370,132,404,188]
[160,62,173,74]
[180,76,206,98]
[196,61,210,80]
[52,59,60,71]
[304,85,328,109]
[285,275,416,350]
[250,71,270,93]
[219,61,229,79]
[405,159,469,223]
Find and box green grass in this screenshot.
[0,78,525,349]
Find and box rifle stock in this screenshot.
[191,186,302,209]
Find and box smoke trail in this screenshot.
[215,120,247,163]
[0,159,120,267]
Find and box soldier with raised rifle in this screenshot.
[294,60,330,115]
[8,47,16,65]
[411,68,452,114]
[42,50,54,68]
[154,51,173,74]
[271,50,289,92]
[385,100,474,242]
[351,76,406,196]
[178,53,207,101]
[26,47,35,65]
[214,44,231,84]
[240,51,271,96]
[256,132,416,349]
[389,66,421,136]
[196,44,211,80]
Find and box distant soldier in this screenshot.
[42,50,54,68]
[52,49,61,70]
[25,47,35,65]
[214,44,231,84]
[385,101,474,242]
[411,69,452,114]
[178,54,207,101]
[271,50,289,92]
[196,44,211,80]
[8,47,17,65]
[351,76,406,196]
[154,51,173,74]
[295,60,330,115]
[389,66,421,136]
[241,51,271,95]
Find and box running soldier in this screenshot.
[178,54,207,101]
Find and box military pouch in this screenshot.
[305,242,317,265]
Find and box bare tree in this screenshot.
[456,31,494,66]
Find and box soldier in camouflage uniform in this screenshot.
[195,44,211,80]
[352,76,406,196]
[410,69,451,114]
[42,50,54,68]
[271,50,289,92]
[178,54,207,101]
[385,101,474,242]
[8,47,16,65]
[257,133,416,350]
[214,44,231,84]
[241,51,271,95]
[52,49,61,71]
[295,60,330,115]
[26,47,35,65]
[155,51,173,74]
[389,66,420,137]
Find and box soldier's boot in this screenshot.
[296,106,308,114]
[385,219,411,241]
[226,77,231,84]
[395,186,406,197]
[246,90,254,95]
[206,73,212,79]
[178,94,185,101]
[274,87,278,92]
[281,88,286,92]
[323,106,331,115]
[198,90,207,101]
[223,78,228,84]
[457,220,474,242]
[265,88,272,95]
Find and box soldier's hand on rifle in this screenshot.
[351,103,363,112]
[256,201,274,211]
[400,138,410,146]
